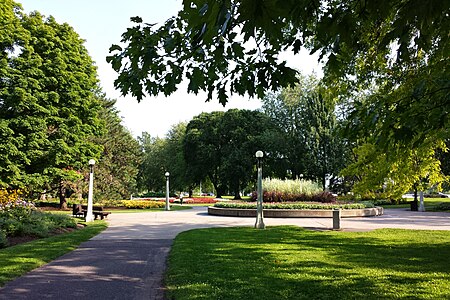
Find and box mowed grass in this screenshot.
[0,221,107,286]
[166,226,450,299]
[384,197,450,210]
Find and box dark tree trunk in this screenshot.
[59,181,67,209]
[233,189,241,200]
[412,184,418,211]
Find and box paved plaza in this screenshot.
[1,207,449,299]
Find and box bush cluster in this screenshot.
[0,189,21,207]
[121,200,165,209]
[0,201,77,248]
[214,202,372,210]
[252,191,336,203]
[435,202,450,211]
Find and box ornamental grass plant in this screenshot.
[263,178,322,195]
[251,178,334,203]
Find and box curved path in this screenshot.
[1,207,449,299]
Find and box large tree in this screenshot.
[163,122,190,194]
[91,96,142,200]
[262,74,351,188]
[0,5,102,208]
[341,140,446,205]
[184,109,280,198]
[108,0,449,147]
[137,132,168,193]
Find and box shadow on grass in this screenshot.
[0,221,107,287]
[166,227,450,300]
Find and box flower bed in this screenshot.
[183,197,218,204]
[209,202,383,218]
[121,200,165,209]
[214,202,372,210]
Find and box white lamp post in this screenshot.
[165,171,170,211]
[255,151,265,229]
[85,159,95,222]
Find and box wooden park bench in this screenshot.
[72,204,111,220]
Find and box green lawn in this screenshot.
[166,226,450,299]
[382,197,450,210]
[0,220,107,286]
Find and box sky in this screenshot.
[18,0,322,138]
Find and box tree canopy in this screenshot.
[108,0,449,146]
[184,109,280,198]
[261,74,351,188]
[0,4,103,207]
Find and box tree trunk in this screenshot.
[59,181,67,209]
[412,184,418,211]
[233,189,241,200]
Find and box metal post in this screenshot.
[165,172,170,211]
[333,208,341,230]
[85,159,95,222]
[255,151,265,229]
[419,190,425,212]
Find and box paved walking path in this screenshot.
[1,207,449,299]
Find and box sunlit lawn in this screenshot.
[383,197,450,210]
[166,226,450,299]
[0,221,107,286]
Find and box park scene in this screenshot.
[1,0,449,299]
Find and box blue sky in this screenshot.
[18,0,321,138]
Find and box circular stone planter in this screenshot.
[208,206,384,218]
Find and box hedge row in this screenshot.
[214,202,373,210]
[121,200,165,209]
[251,191,336,203]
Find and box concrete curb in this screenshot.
[208,206,384,218]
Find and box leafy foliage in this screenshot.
[214,202,370,210]
[341,140,447,201]
[0,202,77,248]
[184,109,281,198]
[109,0,449,150]
[0,5,102,207]
[91,96,142,200]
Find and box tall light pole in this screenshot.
[165,171,170,211]
[255,151,265,229]
[85,159,95,222]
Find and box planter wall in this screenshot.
[208,206,384,218]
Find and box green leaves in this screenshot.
[0,5,102,201]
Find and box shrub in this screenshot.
[0,231,7,248]
[0,189,22,208]
[435,202,450,211]
[252,191,336,203]
[121,200,165,209]
[0,203,77,248]
[214,202,372,210]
